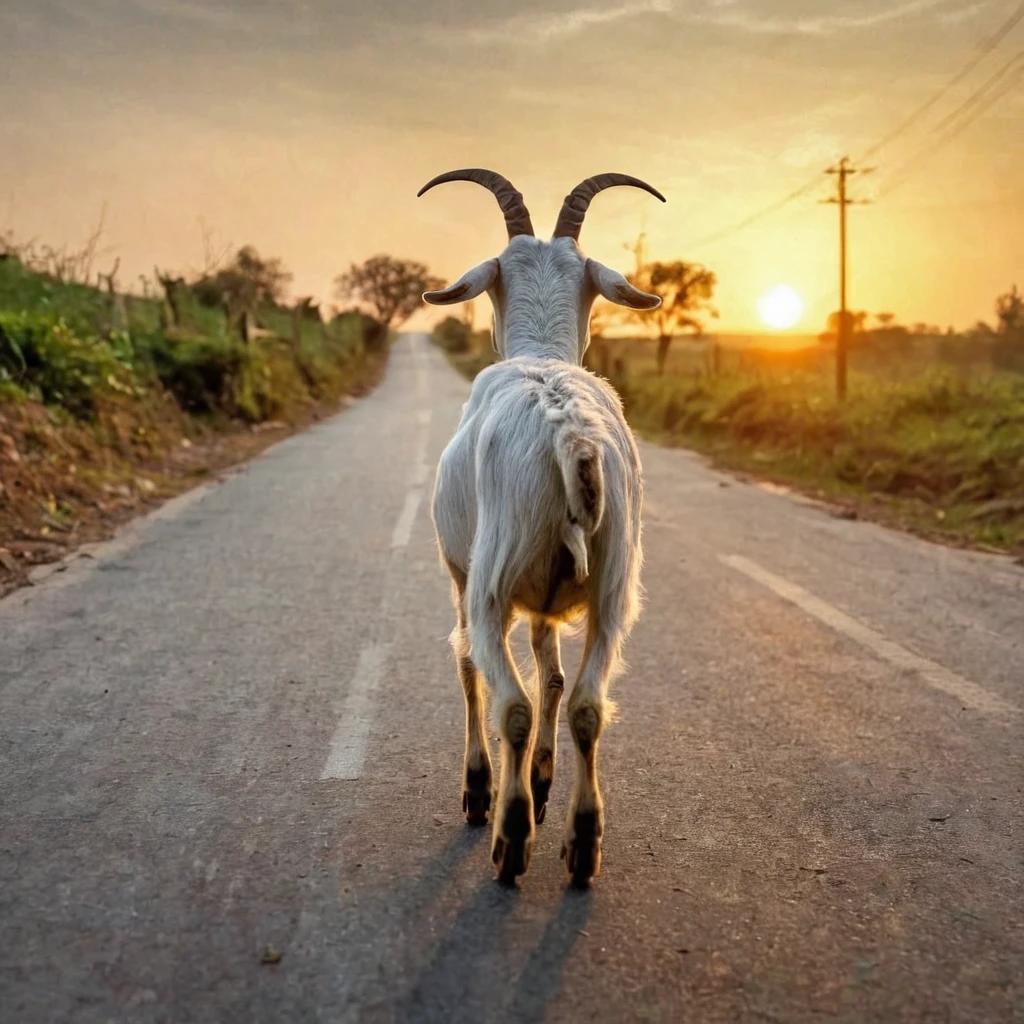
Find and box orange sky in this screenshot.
[2,0,1023,333]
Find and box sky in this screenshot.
[2,0,1023,334]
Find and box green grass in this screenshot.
[0,256,382,425]
[616,368,1024,553]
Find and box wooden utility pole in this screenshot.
[825,158,870,400]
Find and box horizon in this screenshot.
[2,1,1023,334]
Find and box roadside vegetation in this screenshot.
[0,230,438,594]
[431,245,1024,557]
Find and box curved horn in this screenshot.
[552,173,666,241]
[417,168,534,239]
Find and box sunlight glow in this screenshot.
[758,285,804,331]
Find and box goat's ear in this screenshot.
[586,259,661,310]
[423,258,499,305]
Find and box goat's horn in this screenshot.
[552,173,666,242]
[417,168,534,240]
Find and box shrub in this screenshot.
[434,316,472,354]
[0,311,139,417]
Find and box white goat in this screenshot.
[420,169,663,886]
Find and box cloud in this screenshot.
[452,0,672,44]
[685,0,950,36]
[126,0,249,30]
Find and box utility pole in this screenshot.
[824,157,870,400]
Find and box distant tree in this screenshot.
[626,260,717,374]
[995,284,1024,335]
[191,245,292,313]
[819,309,868,344]
[433,315,472,354]
[334,255,442,329]
[875,312,895,329]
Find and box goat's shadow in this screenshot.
[397,871,593,1024]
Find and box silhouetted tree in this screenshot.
[334,255,442,329]
[819,309,869,344]
[996,284,1024,335]
[626,260,717,374]
[191,245,292,313]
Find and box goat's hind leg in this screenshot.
[449,578,493,825]
[529,617,564,826]
[562,616,624,888]
[468,590,536,884]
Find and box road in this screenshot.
[1,334,1022,1023]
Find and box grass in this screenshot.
[616,367,1024,554]
[434,325,1024,556]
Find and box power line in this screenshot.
[683,174,822,251]
[858,0,1024,161]
[929,45,1024,136]
[879,60,1024,195]
[683,2,1024,252]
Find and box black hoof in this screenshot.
[463,764,492,826]
[492,796,533,885]
[562,810,602,888]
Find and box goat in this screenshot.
[419,169,663,886]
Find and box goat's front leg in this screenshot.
[562,620,622,888]
[450,589,492,825]
[529,617,564,826]
[468,596,536,884]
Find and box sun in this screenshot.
[758,285,804,330]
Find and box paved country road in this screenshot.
[1,335,1022,1023]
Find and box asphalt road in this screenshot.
[2,334,1022,1023]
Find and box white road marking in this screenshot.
[322,335,436,780]
[391,487,425,550]
[720,553,1019,719]
[320,643,393,780]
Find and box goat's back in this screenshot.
[432,358,642,620]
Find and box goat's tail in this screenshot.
[555,431,605,583]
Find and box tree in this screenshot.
[334,255,442,329]
[995,284,1024,335]
[433,315,472,354]
[626,260,717,374]
[819,309,868,344]
[875,312,895,329]
[191,245,292,314]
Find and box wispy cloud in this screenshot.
[685,0,949,37]
[456,0,672,44]
[125,0,254,32]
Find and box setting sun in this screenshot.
[758,285,804,331]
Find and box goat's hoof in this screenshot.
[562,809,603,888]
[530,761,553,826]
[492,795,533,885]
[462,787,491,826]
[463,764,493,826]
